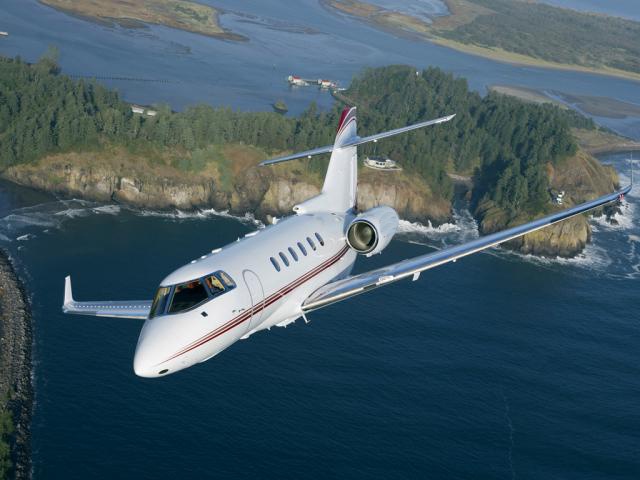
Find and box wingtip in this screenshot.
[63,275,74,307]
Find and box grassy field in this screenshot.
[40,0,246,40]
[324,0,640,82]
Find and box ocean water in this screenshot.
[1,0,640,477]
[0,153,638,479]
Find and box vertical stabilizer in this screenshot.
[264,108,455,216]
[323,106,358,211]
[293,106,358,215]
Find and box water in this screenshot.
[0,153,638,479]
[363,0,449,22]
[1,0,640,477]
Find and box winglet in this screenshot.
[64,275,74,307]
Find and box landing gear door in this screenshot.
[242,269,265,334]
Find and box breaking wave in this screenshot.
[0,199,263,244]
[397,208,479,249]
[135,207,263,226]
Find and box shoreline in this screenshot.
[322,0,640,84]
[38,0,248,42]
[0,249,33,479]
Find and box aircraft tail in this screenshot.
[321,106,358,212]
[260,107,455,214]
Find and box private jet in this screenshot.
[63,106,631,377]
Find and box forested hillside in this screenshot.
[0,56,595,219]
[441,0,640,75]
[340,65,581,215]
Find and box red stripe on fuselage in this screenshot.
[162,246,351,363]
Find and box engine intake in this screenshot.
[346,206,399,256]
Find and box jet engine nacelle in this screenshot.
[346,206,399,256]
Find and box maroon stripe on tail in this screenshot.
[336,106,352,133]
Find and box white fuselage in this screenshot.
[133,212,357,377]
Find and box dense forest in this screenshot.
[442,0,640,74]
[0,54,589,218]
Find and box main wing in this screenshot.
[302,186,631,311]
[62,276,151,320]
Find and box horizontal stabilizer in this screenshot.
[260,114,455,166]
[62,276,151,320]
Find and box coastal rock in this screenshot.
[1,151,453,225]
[475,151,620,257]
[0,250,32,479]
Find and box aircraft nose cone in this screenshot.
[133,321,168,378]
[133,345,156,378]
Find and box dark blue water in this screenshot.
[0,153,638,479]
[1,0,640,477]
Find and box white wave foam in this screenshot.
[398,208,479,245]
[54,208,91,218]
[398,219,459,235]
[493,241,613,272]
[92,205,121,215]
[134,207,263,226]
[590,199,635,231]
[0,233,11,242]
[1,213,59,229]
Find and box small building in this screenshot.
[363,156,402,171]
[288,75,307,86]
[318,79,337,89]
[131,105,157,117]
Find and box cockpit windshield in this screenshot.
[149,270,237,318]
[149,286,170,318]
[169,280,208,313]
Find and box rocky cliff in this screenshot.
[1,147,453,225]
[475,151,620,257]
[1,146,621,258]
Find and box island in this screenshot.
[39,0,246,41]
[323,0,640,82]
[0,54,631,257]
[0,251,32,479]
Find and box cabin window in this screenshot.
[205,274,225,296]
[270,256,281,272]
[279,252,290,267]
[315,232,325,246]
[217,271,236,289]
[297,242,307,256]
[149,286,171,318]
[168,279,208,313]
[288,247,299,262]
[204,271,236,297]
[307,236,316,251]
